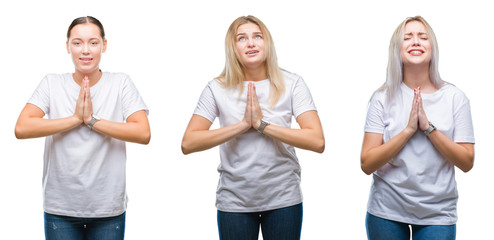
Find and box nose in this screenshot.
[247,37,255,47]
[82,43,90,54]
[412,35,420,46]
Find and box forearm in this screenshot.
[360,128,415,175]
[427,130,474,172]
[91,119,150,144]
[261,124,325,153]
[15,116,82,139]
[182,120,250,155]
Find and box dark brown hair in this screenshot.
[67,16,105,39]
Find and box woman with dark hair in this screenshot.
[15,16,150,240]
[360,16,474,240]
[182,15,324,240]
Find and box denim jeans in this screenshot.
[44,212,125,240]
[217,203,303,240]
[366,212,456,240]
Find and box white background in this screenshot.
[1,0,492,239]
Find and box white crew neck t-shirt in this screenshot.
[194,70,316,212]
[28,72,148,218]
[364,82,474,225]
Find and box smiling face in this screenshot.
[401,20,432,66]
[235,22,266,70]
[66,23,107,75]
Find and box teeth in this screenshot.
[410,51,422,55]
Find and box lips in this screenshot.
[246,50,259,56]
[408,49,424,56]
[79,57,93,64]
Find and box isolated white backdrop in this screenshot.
[1,0,492,239]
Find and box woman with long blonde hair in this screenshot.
[361,16,474,239]
[182,15,324,240]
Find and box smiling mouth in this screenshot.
[408,50,424,56]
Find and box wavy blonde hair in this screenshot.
[380,16,442,100]
[217,15,284,107]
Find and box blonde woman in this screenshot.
[15,16,150,239]
[182,15,324,240]
[361,16,474,240]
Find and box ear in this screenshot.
[66,40,70,54]
[102,39,108,53]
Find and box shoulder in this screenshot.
[43,73,68,82]
[204,78,228,92]
[104,72,131,82]
[370,86,387,103]
[281,69,302,85]
[36,73,71,90]
[438,82,469,102]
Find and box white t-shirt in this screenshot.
[194,70,316,212]
[364,82,474,225]
[28,72,148,218]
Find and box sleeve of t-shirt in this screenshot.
[291,77,317,118]
[452,91,475,143]
[193,81,219,123]
[121,74,149,120]
[27,75,50,114]
[364,92,385,134]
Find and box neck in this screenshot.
[402,64,437,93]
[73,70,102,87]
[243,65,267,82]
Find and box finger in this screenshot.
[411,88,418,113]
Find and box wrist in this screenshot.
[423,122,436,136]
[403,126,416,137]
[87,114,100,130]
[253,119,261,130]
[239,119,251,132]
[257,119,270,134]
[72,115,84,124]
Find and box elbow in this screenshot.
[14,125,28,139]
[461,165,473,173]
[313,138,325,153]
[181,136,193,155]
[361,164,373,175]
[181,141,192,155]
[141,135,151,145]
[460,157,474,173]
[360,157,374,175]
[137,130,151,145]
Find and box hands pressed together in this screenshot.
[243,82,264,131]
[73,76,95,126]
[406,87,431,134]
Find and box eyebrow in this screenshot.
[236,32,263,37]
[70,37,101,41]
[404,32,428,36]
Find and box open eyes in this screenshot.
[237,35,263,41]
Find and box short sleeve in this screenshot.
[291,77,316,118]
[452,92,475,143]
[193,81,219,123]
[28,75,50,114]
[121,75,148,119]
[364,92,386,134]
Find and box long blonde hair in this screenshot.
[217,15,284,107]
[381,16,442,100]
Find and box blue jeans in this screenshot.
[366,212,456,240]
[217,203,303,240]
[44,212,125,240]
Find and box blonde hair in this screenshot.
[381,16,442,100]
[217,15,285,107]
